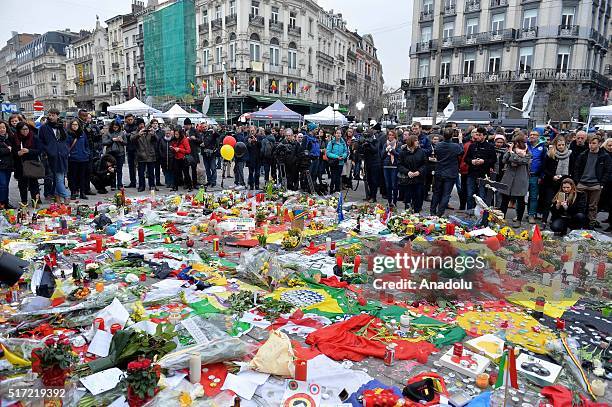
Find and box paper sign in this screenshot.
[88,329,113,357]
[181,317,211,344]
[112,230,135,242]
[221,372,260,400]
[237,369,270,385]
[219,218,256,232]
[95,298,130,332]
[80,367,124,395]
[281,379,322,407]
[108,396,128,407]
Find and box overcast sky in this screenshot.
[0,0,411,88]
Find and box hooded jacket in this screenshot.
[39,120,69,173]
[527,139,547,176]
[0,133,14,171]
[67,130,90,162]
[326,137,349,166]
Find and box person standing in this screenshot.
[233,127,249,188]
[77,110,99,196]
[132,119,158,192]
[200,124,219,188]
[12,122,41,206]
[260,128,276,184]
[573,134,612,228]
[381,130,401,208]
[430,128,464,217]
[465,127,496,212]
[246,131,261,190]
[526,130,547,224]
[326,129,348,194]
[549,179,587,236]
[541,135,572,226]
[39,108,70,203]
[569,130,588,168]
[66,119,90,200]
[398,135,426,213]
[361,129,381,202]
[123,114,138,188]
[102,121,127,190]
[600,137,612,232]
[0,121,15,208]
[491,134,508,207]
[170,127,192,191]
[499,134,532,227]
[149,119,165,187]
[184,118,201,188]
[158,127,175,188]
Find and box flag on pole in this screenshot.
[202,79,208,92]
[288,82,293,92]
[271,80,277,92]
[521,79,536,119]
[337,193,344,223]
[190,82,195,95]
[443,101,455,118]
[494,347,518,390]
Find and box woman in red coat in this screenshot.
[170,127,192,191]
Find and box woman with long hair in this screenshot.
[381,130,401,208]
[499,134,532,227]
[66,119,90,200]
[398,135,427,213]
[541,135,572,226]
[170,127,192,191]
[325,128,348,194]
[102,120,127,190]
[13,122,41,205]
[0,120,15,208]
[549,178,587,236]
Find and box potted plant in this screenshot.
[32,335,78,387]
[123,357,160,407]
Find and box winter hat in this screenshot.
[184,118,192,125]
[494,134,506,142]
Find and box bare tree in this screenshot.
[546,82,593,121]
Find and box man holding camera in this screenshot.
[200,124,219,188]
[246,130,261,190]
[124,114,139,188]
[132,118,158,192]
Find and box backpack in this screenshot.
[262,139,274,159]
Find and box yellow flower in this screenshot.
[178,392,192,407]
[518,230,529,240]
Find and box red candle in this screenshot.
[330,242,336,251]
[445,223,455,235]
[336,256,343,268]
[110,324,122,334]
[597,262,606,280]
[139,272,147,282]
[94,318,105,331]
[354,255,361,272]
[309,240,315,250]
[556,318,566,330]
[294,359,307,381]
[138,228,145,243]
[367,255,374,271]
[95,237,103,253]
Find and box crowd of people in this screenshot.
[1,109,611,236]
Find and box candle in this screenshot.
[95,237,103,253]
[189,353,201,384]
[354,255,361,273]
[330,242,336,251]
[110,324,122,334]
[94,318,105,331]
[591,379,606,397]
[325,238,331,252]
[138,228,145,243]
[95,282,105,292]
[597,262,606,280]
[476,373,490,389]
[294,359,307,381]
[556,318,565,330]
[114,250,122,261]
[336,256,343,269]
[251,199,257,213]
[213,238,219,252]
[399,314,411,331]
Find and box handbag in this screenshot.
[185,154,197,166]
[22,159,45,179]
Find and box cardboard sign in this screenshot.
[281,380,321,407]
[219,218,256,232]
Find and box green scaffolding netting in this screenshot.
[144,0,196,98]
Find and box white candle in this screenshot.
[591,379,606,397]
[551,276,562,292]
[400,314,411,331]
[189,353,201,384]
[325,238,332,252]
[252,199,257,213]
[542,273,551,286]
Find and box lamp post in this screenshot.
[333,102,339,127]
[356,100,365,123]
[382,107,388,125]
[222,61,228,125]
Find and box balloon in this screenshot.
[223,135,237,147]
[235,142,247,158]
[220,144,235,161]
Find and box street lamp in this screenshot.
[382,107,388,124]
[333,102,339,126]
[222,61,228,125]
[356,100,365,122]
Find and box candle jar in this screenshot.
[591,379,606,397]
[476,373,490,389]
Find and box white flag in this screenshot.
[443,101,455,118]
[521,79,536,119]
[202,95,211,116]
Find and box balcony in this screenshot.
[288,67,301,77]
[337,54,345,62]
[225,14,237,26]
[336,78,346,86]
[64,89,76,96]
[347,49,357,60]
[365,74,372,81]
[420,10,434,22]
[317,50,334,65]
[444,4,456,16]
[268,64,283,74]
[521,0,540,3]
[606,65,612,75]
[413,39,438,53]
[198,23,208,33]
[347,71,358,81]
[517,27,538,40]
[197,64,211,75]
[213,63,223,72]
[135,33,143,43]
[74,94,94,103]
[74,73,94,84]
[112,62,120,69]
[317,81,334,92]
[490,0,508,7]
[211,17,223,30]
[269,19,284,32]
[111,41,118,47]
[465,1,480,12]
[137,54,144,63]
[75,55,93,64]
[288,25,301,36]
[249,14,264,27]
[558,24,579,37]
[138,78,145,85]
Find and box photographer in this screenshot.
[246,131,261,190]
[357,129,380,202]
[78,110,100,196]
[430,128,464,217]
[158,127,176,188]
[149,119,165,186]
[184,118,202,188]
[199,124,219,188]
[124,114,139,188]
[102,121,127,190]
[90,154,117,194]
[132,118,158,192]
[275,129,297,189]
[326,129,349,194]
[260,128,277,184]
[39,108,70,203]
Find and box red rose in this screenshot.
[357,297,366,306]
[45,338,56,346]
[127,361,140,371]
[60,338,70,346]
[58,334,67,340]
[140,359,151,369]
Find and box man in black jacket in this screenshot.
[465,127,496,211]
[359,129,381,202]
[91,154,117,194]
[78,110,100,195]
[429,128,464,216]
[123,114,139,188]
[573,134,612,228]
[200,124,219,188]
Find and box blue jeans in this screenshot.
[113,154,125,188]
[430,176,455,216]
[54,171,70,198]
[203,155,217,186]
[402,183,424,212]
[0,169,10,204]
[466,175,487,210]
[138,161,156,189]
[383,167,398,205]
[309,158,320,181]
[248,164,260,189]
[162,167,174,187]
[528,175,540,216]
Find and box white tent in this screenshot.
[107,97,161,116]
[158,104,204,119]
[304,106,348,126]
[587,105,612,127]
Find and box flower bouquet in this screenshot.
[32,335,78,387]
[281,229,303,250]
[123,357,160,407]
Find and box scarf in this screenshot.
[555,149,571,176]
[387,141,397,164]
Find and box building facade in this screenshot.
[0,32,37,107]
[403,0,611,123]
[384,87,408,123]
[15,30,80,114]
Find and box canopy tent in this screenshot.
[247,100,303,122]
[304,106,348,126]
[107,98,161,116]
[158,104,203,119]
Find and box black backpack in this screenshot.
[262,139,275,159]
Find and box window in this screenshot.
[203,48,210,66]
[269,78,279,94]
[443,22,454,39]
[271,6,279,23]
[488,49,501,73]
[557,44,570,72]
[308,48,313,73]
[52,85,57,95]
[418,58,429,78]
[421,26,432,42]
[287,81,297,95]
[441,55,451,79]
[251,1,259,16]
[250,33,261,61]
[249,76,261,92]
[519,46,533,73]
[466,17,479,36]
[270,38,280,66]
[202,9,208,24]
[51,73,57,81]
[423,0,433,14]
[463,52,475,76]
[288,42,297,69]
[523,9,537,29]
[230,0,236,15]
[309,18,314,34]
[229,33,237,62]
[125,37,129,47]
[215,45,222,64]
[561,6,575,26]
[289,12,296,28]
[215,5,221,19]
[491,13,505,32]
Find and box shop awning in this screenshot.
[250,95,312,107]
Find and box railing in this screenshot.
[65,89,76,96]
[337,54,345,62]
[317,50,334,65]
[198,23,208,33]
[225,14,237,25]
[197,65,211,75]
[112,62,120,69]
[402,69,612,90]
[111,41,118,47]
[288,25,301,36]
[517,27,538,39]
[365,74,372,81]
[135,33,143,43]
[444,4,456,15]
[317,81,334,91]
[249,14,264,27]
[347,71,358,81]
[269,20,284,32]
[137,54,144,63]
[414,40,438,53]
[521,0,540,3]
[347,49,357,60]
[337,78,346,86]
[465,1,480,12]
[558,25,579,37]
[288,67,301,76]
[75,55,93,64]
[213,63,223,72]
[490,0,508,7]
[211,18,223,30]
[419,10,434,22]
[268,64,283,74]
[74,94,94,103]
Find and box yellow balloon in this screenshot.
[220,144,235,161]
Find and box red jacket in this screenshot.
[171,137,191,160]
[459,140,472,175]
